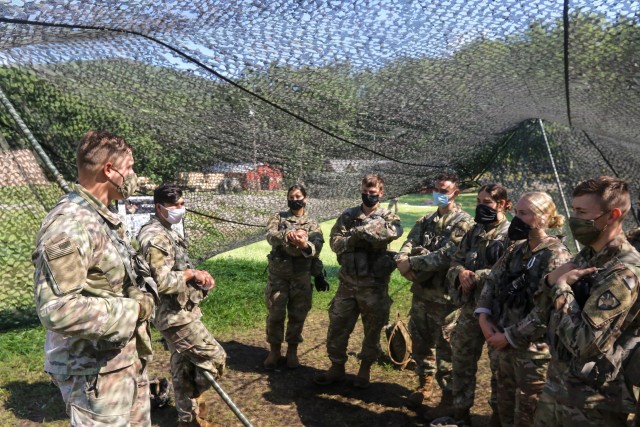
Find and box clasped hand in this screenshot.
[396,257,417,281]
[287,229,309,249]
[192,269,215,291]
[458,269,477,295]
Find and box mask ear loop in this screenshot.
[157,203,170,222]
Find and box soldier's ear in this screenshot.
[609,208,622,222]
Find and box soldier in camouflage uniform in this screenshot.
[627,226,640,252]
[395,173,474,410]
[534,176,640,427]
[476,192,572,427]
[33,131,155,426]
[137,184,226,427]
[314,174,402,388]
[263,184,326,370]
[443,183,512,425]
[626,194,640,252]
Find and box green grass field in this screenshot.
[0,191,477,425]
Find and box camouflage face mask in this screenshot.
[569,212,609,246]
[109,167,138,199]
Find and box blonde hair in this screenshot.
[520,192,565,229]
[76,130,132,173]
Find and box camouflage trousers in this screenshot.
[162,319,227,423]
[496,347,549,427]
[326,272,392,364]
[533,390,630,427]
[264,270,313,344]
[450,304,499,411]
[409,294,459,392]
[50,358,150,427]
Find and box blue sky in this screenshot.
[0,0,637,80]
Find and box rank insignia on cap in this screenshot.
[597,290,621,310]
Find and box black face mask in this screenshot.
[508,215,532,241]
[288,199,306,211]
[361,193,379,208]
[475,204,498,224]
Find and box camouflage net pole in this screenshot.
[0,83,70,193]
[201,370,254,427]
[538,118,579,251]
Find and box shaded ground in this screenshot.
[147,310,495,427]
[1,311,495,427]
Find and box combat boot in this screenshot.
[452,406,472,426]
[178,419,219,427]
[440,389,454,407]
[286,343,300,369]
[313,362,345,385]
[487,410,501,427]
[197,396,208,419]
[406,374,434,409]
[422,405,460,424]
[195,419,218,427]
[353,360,372,389]
[263,343,281,370]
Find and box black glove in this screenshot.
[314,274,330,292]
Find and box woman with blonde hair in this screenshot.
[475,192,573,427]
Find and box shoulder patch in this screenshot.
[45,234,76,261]
[597,290,621,310]
[43,233,84,296]
[623,275,637,291]
[583,275,634,327]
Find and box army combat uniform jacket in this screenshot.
[398,204,473,303]
[137,216,203,331]
[626,226,640,253]
[330,205,402,286]
[33,185,142,376]
[447,217,511,306]
[265,210,324,277]
[546,233,640,413]
[477,236,572,352]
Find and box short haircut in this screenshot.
[479,183,513,210]
[76,130,132,173]
[435,172,460,188]
[287,184,307,198]
[154,183,183,205]
[573,176,631,217]
[362,174,384,190]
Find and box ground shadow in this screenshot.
[3,380,66,423]
[217,339,424,426]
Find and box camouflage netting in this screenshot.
[0,0,639,328]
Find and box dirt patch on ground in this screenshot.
[148,310,495,427]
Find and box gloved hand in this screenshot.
[314,274,330,292]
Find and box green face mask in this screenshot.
[568,212,609,246]
[109,167,138,199]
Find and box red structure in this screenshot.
[205,162,283,191]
